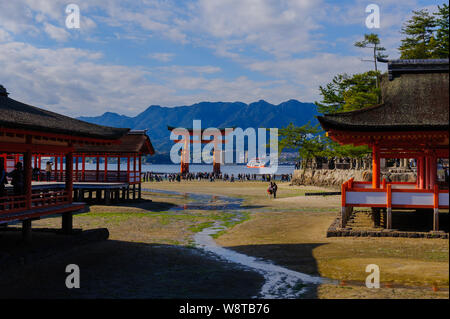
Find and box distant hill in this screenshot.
[78,99,318,154]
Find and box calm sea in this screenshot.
[80,163,295,175]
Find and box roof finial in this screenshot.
[0,85,9,97]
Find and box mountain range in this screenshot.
[78,99,318,155]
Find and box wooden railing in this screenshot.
[0,189,69,216]
[35,170,141,184]
[341,178,449,210]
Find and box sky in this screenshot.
[0,0,442,117]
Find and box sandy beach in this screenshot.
[0,180,448,299]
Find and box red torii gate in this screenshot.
[168,126,234,174]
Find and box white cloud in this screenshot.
[43,22,70,42]
[148,52,175,62]
[0,41,298,116]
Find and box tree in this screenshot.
[354,33,388,89]
[278,122,324,168]
[399,9,437,59]
[433,4,449,58]
[315,71,380,115]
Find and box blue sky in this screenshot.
[0,0,442,117]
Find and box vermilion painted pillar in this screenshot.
[65,151,73,202]
[425,156,430,190]
[96,155,100,182]
[372,144,380,189]
[82,155,86,181]
[419,156,425,189]
[127,155,130,181]
[429,154,437,189]
[117,156,121,182]
[104,155,108,182]
[416,158,420,188]
[24,138,32,209]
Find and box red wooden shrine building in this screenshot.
[0,84,152,237]
[318,59,449,232]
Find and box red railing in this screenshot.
[35,170,140,184]
[0,189,69,216]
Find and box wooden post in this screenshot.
[62,212,73,234]
[127,155,130,183]
[96,155,100,182]
[117,156,121,182]
[104,155,108,182]
[386,184,392,230]
[82,155,86,181]
[340,182,347,228]
[65,151,73,203]
[430,154,437,189]
[433,185,439,231]
[24,136,33,210]
[372,144,380,189]
[22,219,32,242]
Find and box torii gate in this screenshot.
[168,126,234,174]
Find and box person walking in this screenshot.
[272,181,278,199]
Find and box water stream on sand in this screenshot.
[143,188,333,298]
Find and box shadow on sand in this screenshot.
[0,230,324,299]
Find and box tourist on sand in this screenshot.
[267,183,273,198]
[45,161,53,181]
[272,181,278,199]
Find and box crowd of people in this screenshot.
[141,171,292,183]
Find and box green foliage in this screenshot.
[315,71,380,115]
[354,33,388,73]
[278,122,324,166]
[399,5,449,59]
[434,4,449,58]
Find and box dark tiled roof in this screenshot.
[74,130,155,155]
[318,59,449,132]
[0,92,129,140]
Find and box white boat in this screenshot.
[246,157,267,168]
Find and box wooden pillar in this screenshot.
[433,185,439,231]
[22,219,32,242]
[96,155,100,182]
[372,144,380,189]
[60,155,63,182]
[104,155,108,182]
[429,154,437,189]
[62,212,73,234]
[54,155,58,181]
[65,151,73,203]
[24,137,32,210]
[74,156,78,182]
[82,155,86,181]
[117,156,121,182]
[419,156,425,189]
[127,155,130,183]
[386,184,392,230]
[425,155,430,190]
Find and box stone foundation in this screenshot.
[291,168,416,187]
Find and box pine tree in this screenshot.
[433,4,449,58]
[399,9,437,59]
